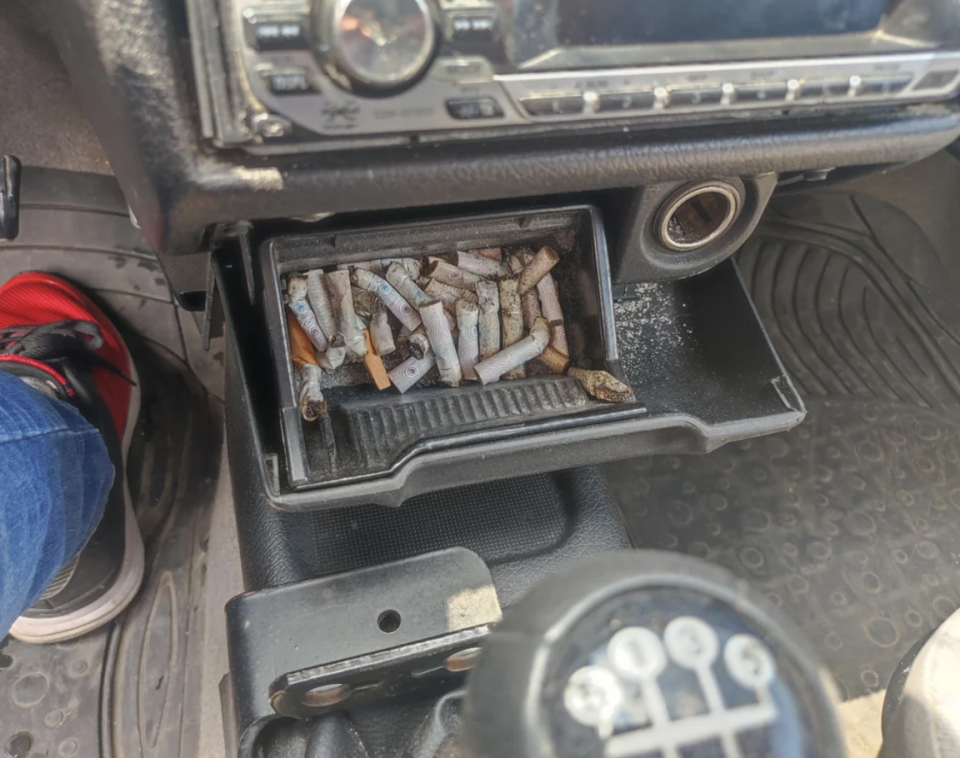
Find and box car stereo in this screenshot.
[190,0,960,152]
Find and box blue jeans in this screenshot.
[0,371,114,638]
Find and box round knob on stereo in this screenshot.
[315,0,439,96]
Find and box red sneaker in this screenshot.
[0,272,144,643]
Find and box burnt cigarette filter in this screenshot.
[456,250,512,279]
[407,330,431,360]
[420,300,462,387]
[326,270,367,360]
[568,368,634,403]
[425,257,484,289]
[475,247,503,260]
[476,280,501,359]
[297,364,327,421]
[368,300,395,356]
[389,351,436,393]
[518,246,560,294]
[287,311,327,420]
[352,267,422,332]
[474,317,550,385]
[456,299,480,381]
[286,274,330,353]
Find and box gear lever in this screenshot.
[462,551,846,758]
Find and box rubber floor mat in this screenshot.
[605,184,960,701]
[0,170,221,758]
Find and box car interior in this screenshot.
[3,0,960,756]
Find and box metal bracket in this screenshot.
[224,548,501,752]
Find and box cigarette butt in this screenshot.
[362,330,391,390]
[424,278,478,311]
[536,274,563,323]
[386,262,432,307]
[425,256,484,289]
[455,250,512,279]
[476,280,500,359]
[306,271,338,344]
[474,318,550,385]
[537,345,570,374]
[456,299,480,381]
[352,267,422,332]
[420,300,462,387]
[371,311,395,356]
[287,274,329,352]
[521,290,542,330]
[474,247,503,260]
[297,364,327,421]
[568,368,634,403]
[326,270,368,360]
[389,352,436,393]
[518,246,560,294]
[287,312,326,420]
[499,277,525,379]
[380,257,421,280]
[508,254,525,275]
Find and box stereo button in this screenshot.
[736,83,789,103]
[263,69,314,95]
[245,16,309,51]
[450,14,498,44]
[801,79,854,98]
[858,76,913,96]
[446,98,504,120]
[668,86,724,107]
[520,95,585,116]
[597,90,656,112]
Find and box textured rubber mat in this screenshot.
[605,185,960,702]
[0,171,221,758]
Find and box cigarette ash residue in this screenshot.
[613,283,690,379]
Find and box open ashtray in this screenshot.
[264,206,633,488]
[240,204,803,511]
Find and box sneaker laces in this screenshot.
[0,319,133,385]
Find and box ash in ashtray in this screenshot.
[614,282,690,377]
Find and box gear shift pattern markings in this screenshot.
[564,617,779,758]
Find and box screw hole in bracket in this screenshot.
[378,609,402,633]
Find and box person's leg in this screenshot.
[0,271,144,642]
[0,371,115,638]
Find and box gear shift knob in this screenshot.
[462,552,846,758]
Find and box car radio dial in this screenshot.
[316,0,439,96]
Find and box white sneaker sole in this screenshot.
[10,351,146,644]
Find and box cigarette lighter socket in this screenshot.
[219,205,804,512]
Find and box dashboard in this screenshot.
[37,0,960,271]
